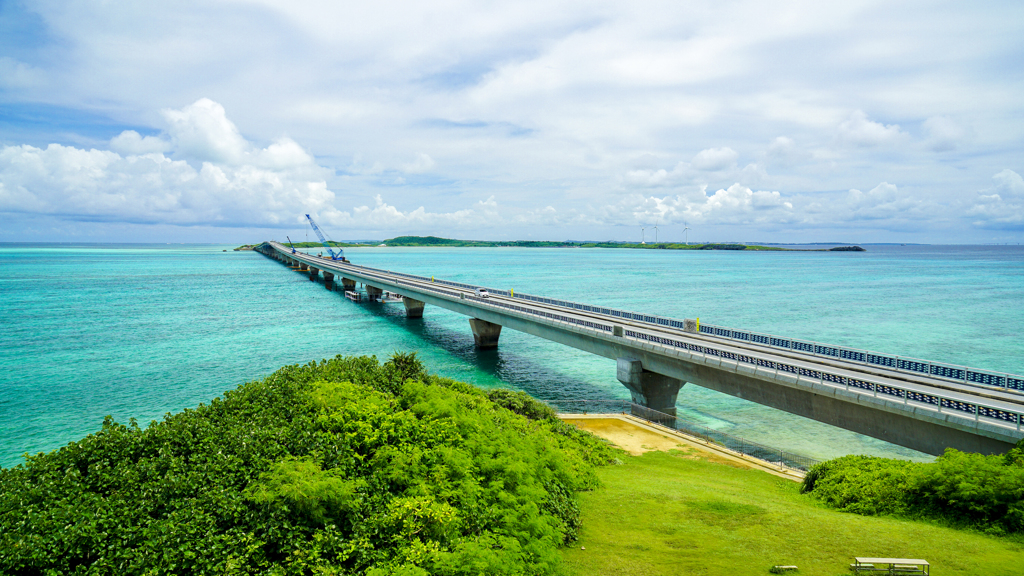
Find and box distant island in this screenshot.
[238,237,865,252]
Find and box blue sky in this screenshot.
[1,0,1022,243]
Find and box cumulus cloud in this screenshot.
[691,147,738,171]
[161,98,250,164]
[0,99,335,227]
[109,130,170,155]
[587,183,794,228]
[763,136,810,168]
[837,110,906,147]
[967,169,1024,229]
[318,194,503,231]
[795,182,942,229]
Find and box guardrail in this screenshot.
[697,322,1024,394]
[553,399,819,471]
[624,329,1024,434]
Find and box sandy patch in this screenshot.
[560,415,807,480]
[561,417,689,456]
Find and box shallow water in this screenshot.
[2,243,1022,467]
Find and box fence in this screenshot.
[552,399,820,472]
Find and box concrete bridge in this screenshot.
[256,241,1024,456]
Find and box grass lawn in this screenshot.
[561,448,1024,576]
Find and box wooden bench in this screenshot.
[852,558,929,575]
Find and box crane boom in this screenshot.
[305,214,344,260]
[286,236,296,253]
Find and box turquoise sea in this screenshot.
[2,243,1023,468]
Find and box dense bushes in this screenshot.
[802,441,1024,534]
[0,353,617,575]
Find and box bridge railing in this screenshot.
[552,399,819,471]
[624,329,1024,435]
[269,242,1024,397]
[697,322,1024,394]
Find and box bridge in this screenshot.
[256,241,1024,456]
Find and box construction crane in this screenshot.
[286,236,297,254]
[305,214,345,261]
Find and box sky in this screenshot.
[1,0,1022,244]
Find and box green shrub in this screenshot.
[802,439,1024,533]
[486,388,558,421]
[0,354,618,575]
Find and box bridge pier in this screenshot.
[309,267,319,281]
[299,262,308,271]
[366,285,383,302]
[617,358,684,420]
[341,278,357,292]
[469,318,502,349]
[403,297,425,318]
[323,271,334,290]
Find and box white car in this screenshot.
[474,288,490,298]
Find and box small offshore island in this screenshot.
[236,236,866,252]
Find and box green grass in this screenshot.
[562,449,1024,576]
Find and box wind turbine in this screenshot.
[682,222,691,245]
[640,226,646,244]
[653,221,660,244]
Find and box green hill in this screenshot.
[0,354,615,575]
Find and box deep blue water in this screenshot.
[2,243,1022,467]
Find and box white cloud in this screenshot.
[322,194,502,231]
[837,110,906,147]
[3,2,1024,242]
[625,167,675,187]
[109,130,170,155]
[0,100,336,227]
[691,147,738,171]
[0,57,44,89]
[161,98,250,165]
[401,153,435,173]
[967,169,1024,229]
[257,138,317,170]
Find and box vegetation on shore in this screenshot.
[381,236,791,250]
[562,448,1023,576]
[0,354,617,575]
[801,444,1024,535]
[240,236,866,252]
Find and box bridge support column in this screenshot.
[469,318,502,349]
[341,278,356,292]
[403,297,425,318]
[365,285,383,302]
[299,262,308,271]
[323,272,334,290]
[309,267,319,281]
[617,358,684,420]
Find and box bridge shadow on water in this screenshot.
[343,294,623,408]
